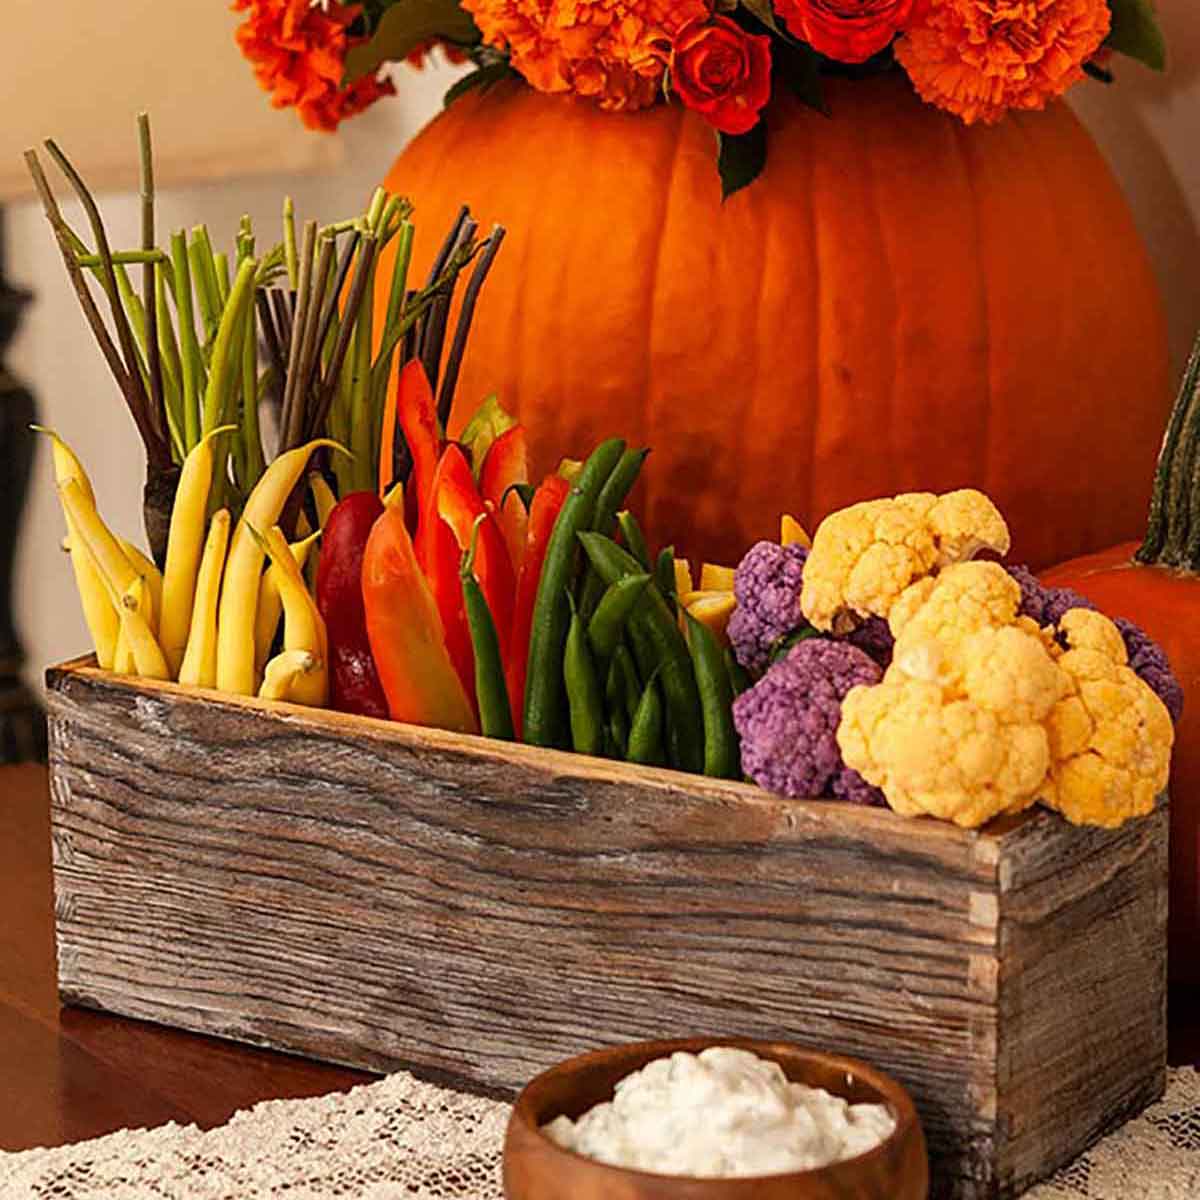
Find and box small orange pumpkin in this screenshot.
[379,74,1168,569]
[1043,342,1200,989]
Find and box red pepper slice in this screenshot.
[387,358,442,520]
[479,425,529,575]
[506,473,571,738]
[316,491,389,719]
[362,490,477,733]
[433,444,517,660]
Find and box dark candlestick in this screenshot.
[0,207,48,762]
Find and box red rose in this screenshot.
[671,17,772,136]
[774,0,915,63]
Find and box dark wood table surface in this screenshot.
[3,763,1197,1157]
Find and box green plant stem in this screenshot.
[280,220,318,452]
[349,257,378,493]
[171,231,203,451]
[242,311,265,487]
[283,196,298,289]
[201,257,257,435]
[155,269,186,463]
[138,113,165,467]
[190,225,221,341]
[76,249,167,267]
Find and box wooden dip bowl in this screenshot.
[503,1037,929,1199]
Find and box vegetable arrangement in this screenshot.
[35,119,1181,838]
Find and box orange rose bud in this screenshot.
[670,16,772,137]
[774,0,915,64]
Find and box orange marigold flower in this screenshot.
[894,0,1111,125]
[233,0,396,131]
[462,0,708,111]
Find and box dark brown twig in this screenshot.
[43,138,169,468]
[437,225,506,430]
[421,217,477,396]
[288,233,335,448]
[138,114,166,455]
[313,230,361,380]
[279,220,317,452]
[306,236,378,443]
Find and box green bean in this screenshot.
[608,708,630,759]
[524,438,627,747]
[655,545,677,604]
[587,573,651,661]
[564,592,604,756]
[725,646,752,698]
[627,672,665,766]
[461,517,514,740]
[611,643,642,722]
[685,612,739,779]
[579,447,650,617]
[577,532,703,773]
[616,510,651,569]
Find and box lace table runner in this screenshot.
[2,1066,1196,1198]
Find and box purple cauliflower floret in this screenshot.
[1006,565,1183,723]
[1113,617,1185,724]
[733,639,884,805]
[728,541,808,675]
[845,616,894,669]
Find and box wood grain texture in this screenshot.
[45,660,1167,1199]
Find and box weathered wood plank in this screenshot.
[45,660,1166,1200]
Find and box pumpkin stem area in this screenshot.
[1137,331,1200,571]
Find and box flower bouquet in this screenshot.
[236,0,1166,192]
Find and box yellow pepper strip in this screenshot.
[699,563,736,592]
[309,471,337,528]
[674,558,695,598]
[215,439,345,696]
[160,425,234,678]
[679,590,738,644]
[255,524,328,707]
[39,430,118,668]
[253,529,321,677]
[117,538,163,636]
[113,577,170,681]
[259,649,319,703]
[781,514,812,549]
[178,509,232,689]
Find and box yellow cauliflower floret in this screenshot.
[837,562,1066,828]
[801,489,1010,633]
[1042,609,1173,829]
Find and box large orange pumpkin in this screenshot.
[1043,344,1200,991]
[379,75,1168,569]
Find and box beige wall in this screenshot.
[9,12,1200,686]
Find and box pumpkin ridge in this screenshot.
[641,105,689,542]
[945,115,993,501]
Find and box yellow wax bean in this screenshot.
[258,649,318,702]
[57,480,137,597]
[179,509,232,689]
[118,538,163,636]
[112,627,135,674]
[160,426,235,678]
[253,529,321,676]
[309,472,337,528]
[115,577,170,681]
[40,430,117,668]
[215,439,344,696]
[257,525,328,707]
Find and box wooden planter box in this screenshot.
[45,657,1167,1199]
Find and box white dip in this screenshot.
[542,1047,896,1178]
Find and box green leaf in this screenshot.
[716,122,767,201]
[774,40,827,115]
[444,61,517,108]
[1106,0,1167,71]
[739,0,790,39]
[344,0,481,83]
